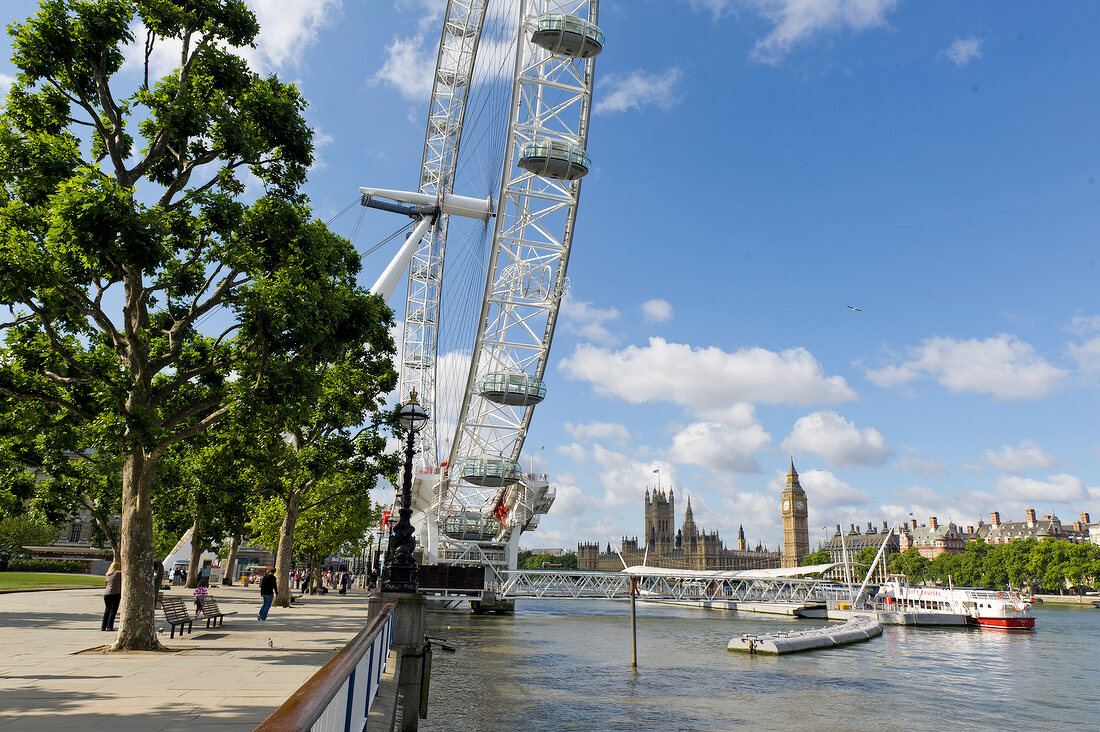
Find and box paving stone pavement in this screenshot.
[0,583,375,731]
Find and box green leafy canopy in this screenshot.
[0,0,396,649]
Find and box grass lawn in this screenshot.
[0,572,103,590]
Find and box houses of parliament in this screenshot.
[577,460,810,571]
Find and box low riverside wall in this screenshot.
[1032,594,1099,605]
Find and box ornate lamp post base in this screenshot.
[382,392,428,594]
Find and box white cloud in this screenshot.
[123,1,341,78]
[783,411,893,468]
[944,37,982,67]
[564,422,631,444]
[595,67,684,115]
[667,418,771,474]
[560,295,620,345]
[309,127,334,171]
[641,299,673,324]
[1067,315,1100,336]
[1069,337,1100,375]
[0,73,14,97]
[766,467,871,509]
[719,490,782,536]
[866,335,1067,400]
[980,440,1060,474]
[560,337,856,407]
[891,446,948,477]
[372,31,436,100]
[746,0,901,64]
[558,442,667,509]
[996,473,1089,503]
[1066,317,1100,375]
[371,1,515,102]
[244,0,342,71]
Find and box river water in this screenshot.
[420,599,1100,730]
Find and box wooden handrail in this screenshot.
[254,601,396,732]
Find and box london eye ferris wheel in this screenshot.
[362,0,603,574]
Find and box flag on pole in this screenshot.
[652,468,659,473]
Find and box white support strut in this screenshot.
[370,216,434,301]
[359,188,492,221]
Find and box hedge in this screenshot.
[6,558,88,574]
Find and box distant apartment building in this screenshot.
[975,510,1092,544]
[898,516,966,558]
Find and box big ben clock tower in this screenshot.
[781,458,809,568]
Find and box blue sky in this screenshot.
[3,1,1099,552]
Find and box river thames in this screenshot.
[421,599,1099,730]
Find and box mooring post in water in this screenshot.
[630,575,638,668]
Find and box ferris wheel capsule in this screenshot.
[437,68,468,88]
[518,137,591,180]
[460,455,523,487]
[530,14,604,59]
[477,371,547,406]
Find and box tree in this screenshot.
[952,539,988,587]
[0,1,390,650]
[800,548,832,566]
[887,548,928,583]
[518,551,579,570]
[245,347,397,607]
[0,396,124,561]
[252,476,378,592]
[0,514,60,557]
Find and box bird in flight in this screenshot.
[846,305,862,312]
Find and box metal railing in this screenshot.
[494,570,835,604]
[255,602,395,732]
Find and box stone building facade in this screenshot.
[577,485,781,571]
[898,516,966,558]
[822,522,901,583]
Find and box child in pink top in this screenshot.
[194,582,208,614]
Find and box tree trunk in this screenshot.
[274,494,299,607]
[113,451,161,651]
[223,535,241,585]
[185,517,202,588]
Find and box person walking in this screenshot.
[102,562,121,631]
[193,577,209,615]
[339,571,350,595]
[258,568,277,621]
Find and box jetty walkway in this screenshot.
[0,583,375,731]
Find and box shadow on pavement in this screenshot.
[0,684,276,729]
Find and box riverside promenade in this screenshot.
[0,583,374,731]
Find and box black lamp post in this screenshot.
[381,390,429,593]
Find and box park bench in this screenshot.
[160,596,196,639]
[195,596,238,629]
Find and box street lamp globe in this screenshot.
[398,390,429,432]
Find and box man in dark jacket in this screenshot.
[258,569,277,621]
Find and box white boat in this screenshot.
[871,575,1035,629]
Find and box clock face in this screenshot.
[782,499,790,511]
[796,500,804,510]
